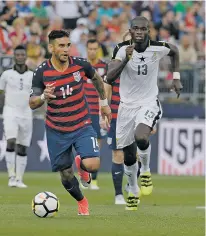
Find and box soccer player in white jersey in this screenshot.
[106,16,183,210]
[0,45,33,188]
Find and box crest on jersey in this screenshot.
[151,52,157,62]
[73,71,81,82]
[97,68,105,76]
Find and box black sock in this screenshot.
[91,172,98,180]
[112,162,124,196]
[137,161,141,177]
[61,176,84,201]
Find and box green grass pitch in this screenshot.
[0,173,204,236]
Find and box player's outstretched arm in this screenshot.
[167,43,183,98]
[106,45,134,84]
[91,71,112,123]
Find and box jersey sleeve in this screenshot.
[0,71,7,91]
[158,42,171,59]
[114,46,126,61]
[30,67,45,96]
[83,60,95,79]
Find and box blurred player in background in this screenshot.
[29,30,111,216]
[106,16,182,210]
[0,45,33,188]
[80,39,108,190]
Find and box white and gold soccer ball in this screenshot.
[32,191,59,218]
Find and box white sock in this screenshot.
[137,144,151,174]
[5,151,16,178]
[124,163,138,196]
[16,155,27,182]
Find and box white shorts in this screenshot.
[116,99,162,149]
[3,116,33,147]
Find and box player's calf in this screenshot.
[60,167,89,215]
[135,124,153,195]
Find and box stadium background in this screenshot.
[0,1,205,175]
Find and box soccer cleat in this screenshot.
[140,172,153,195]
[89,180,100,190]
[115,194,126,205]
[16,180,28,188]
[125,193,139,211]
[78,197,89,216]
[75,155,91,188]
[8,177,16,187]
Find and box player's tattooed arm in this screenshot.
[91,71,106,100]
[167,43,180,72]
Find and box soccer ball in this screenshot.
[32,191,59,218]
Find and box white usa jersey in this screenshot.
[113,40,170,107]
[0,68,33,118]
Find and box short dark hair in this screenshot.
[48,30,70,43]
[131,16,149,27]
[14,45,26,51]
[87,39,99,47]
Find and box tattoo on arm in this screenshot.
[168,43,180,72]
[91,71,106,100]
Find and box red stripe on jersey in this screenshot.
[85,90,98,96]
[112,113,117,119]
[111,95,120,102]
[47,99,85,113]
[84,83,96,89]
[90,111,99,115]
[49,90,84,105]
[89,104,99,110]
[86,97,99,103]
[48,109,88,122]
[113,86,119,93]
[111,104,119,110]
[43,65,82,77]
[44,71,85,88]
[46,118,91,132]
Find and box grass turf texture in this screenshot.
[0,173,204,236]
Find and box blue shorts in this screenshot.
[46,125,100,172]
[91,114,106,139]
[107,119,121,150]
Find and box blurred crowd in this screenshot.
[0,1,205,71]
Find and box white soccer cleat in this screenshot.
[89,184,100,190]
[115,194,126,205]
[8,177,16,187]
[16,181,28,188]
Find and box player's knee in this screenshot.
[6,139,16,151]
[82,157,100,173]
[17,144,27,156]
[60,167,74,182]
[135,137,148,150]
[123,144,137,166]
[112,150,124,164]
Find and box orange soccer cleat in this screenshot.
[78,197,89,216]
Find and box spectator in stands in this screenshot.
[48,16,64,32]
[16,1,33,19]
[179,35,197,64]
[107,14,121,33]
[55,1,80,29]
[156,10,179,40]
[97,2,114,26]
[31,0,49,27]
[0,23,12,54]
[87,9,98,31]
[9,17,27,49]
[0,1,18,26]
[153,1,173,25]
[70,18,88,44]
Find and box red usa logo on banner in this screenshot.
[158,120,205,176]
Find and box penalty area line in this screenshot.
[196,206,206,209]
